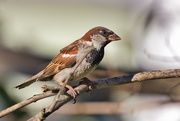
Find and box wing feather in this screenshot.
[38,40,79,81]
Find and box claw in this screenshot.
[73,99,76,104]
[79,77,95,91]
[65,84,78,102]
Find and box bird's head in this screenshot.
[81,26,121,50]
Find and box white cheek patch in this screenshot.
[90,34,106,50]
[84,40,93,46]
[62,54,76,58]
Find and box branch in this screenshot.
[0,91,56,118]
[27,74,134,121]
[0,69,180,120]
[132,69,180,81]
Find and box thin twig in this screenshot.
[0,91,56,118]
[41,85,62,92]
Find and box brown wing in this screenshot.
[38,40,79,81]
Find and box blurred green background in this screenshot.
[1,0,180,121]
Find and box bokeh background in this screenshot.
[1,0,180,121]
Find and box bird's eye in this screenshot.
[100,30,109,36]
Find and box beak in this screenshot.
[108,34,121,41]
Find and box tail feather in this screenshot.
[15,70,44,89]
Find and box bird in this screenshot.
[15,26,121,98]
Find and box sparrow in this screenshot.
[15,26,121,97]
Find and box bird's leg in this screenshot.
[79,77,95,91]
[58,81,78,103]
[48,82,77,112]
[65,84,78,98]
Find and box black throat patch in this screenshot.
[86,47,104,66]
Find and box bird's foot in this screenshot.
[65,84,79,103]
[79,77,95,92]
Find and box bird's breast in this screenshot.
[85,48,104,66]
[72,48,104,81]
[54,48,105,83]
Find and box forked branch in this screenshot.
[0,69,180,121]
